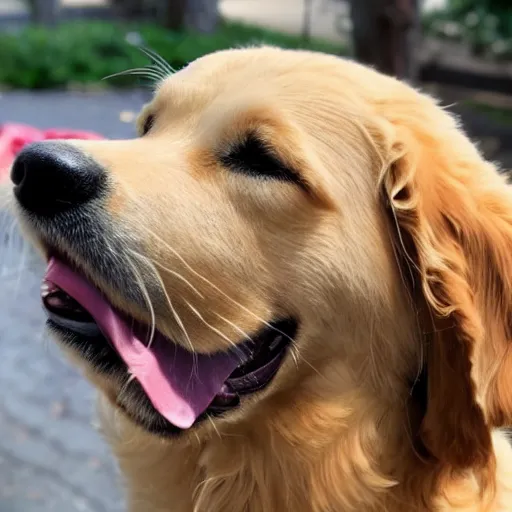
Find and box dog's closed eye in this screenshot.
[220,133,302,186]
[141,114,155,136]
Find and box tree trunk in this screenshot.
[165,0,219,33]
[165,0,187,30]
[302,0,314,42]
[348,0,420,82]
[109,0,161,21]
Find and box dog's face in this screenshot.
[11,48,512,473]
[13,48,404,437]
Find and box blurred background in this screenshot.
[0,0,511,511]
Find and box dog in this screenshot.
[10,46,512,511]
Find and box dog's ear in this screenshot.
[379,109,512,476]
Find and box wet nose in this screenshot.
[11,141,106,215]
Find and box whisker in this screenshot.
[115,199,302,369]
[124,64,168,77]
[127,248,199,383]
[138,46,175,75]
[214,313,253,342]
[206,414,222,441]
[102,67,159,79]
[118,373,137,399]
[0,214,18,276]
[151,260,204,299]
[137,225,297,346]
[116,71,166,83]
[288,344,301,369]
[102,67,165,82]
[184,300,238,352]
[12,236,28,300]
[127,68,167,80]
[295,351,324,377]
[0,190,31,283]
[124,255,156,350]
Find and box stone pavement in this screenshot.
[0,90,150,512]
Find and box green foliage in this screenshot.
[0,20,343,89]
[464,99,512,126]
[448,0,510,13]
[423,0,512,60]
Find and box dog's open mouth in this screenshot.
[41,257,296,430]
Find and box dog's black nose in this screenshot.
[11,141,106,215]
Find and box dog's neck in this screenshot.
[97,315,508,512]
[99,330,425,511]
[99,360,510,512]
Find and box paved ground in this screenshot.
[0,90,150,512]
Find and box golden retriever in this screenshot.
[10,46,512,511]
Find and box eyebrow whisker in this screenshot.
[102,67,166,82]
[138,46,176,75]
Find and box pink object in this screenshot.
[0,123,103,182]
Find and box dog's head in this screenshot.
[12,48,512,475]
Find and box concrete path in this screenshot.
[0,90,149,512]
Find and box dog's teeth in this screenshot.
[269,335,283,351]
[41,283,50,297]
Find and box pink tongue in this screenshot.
[44,258,243,429]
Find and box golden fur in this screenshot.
[18,47,512,510]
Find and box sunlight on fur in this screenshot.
[9,46,512,511]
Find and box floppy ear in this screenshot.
[380,113,512,476]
